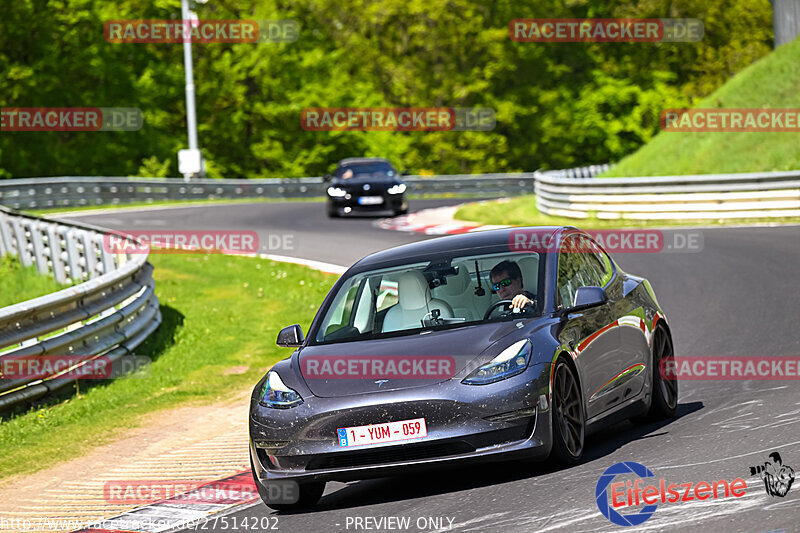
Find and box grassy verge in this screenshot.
[0,254,72,308]
[604,36,800,176]
[0,253,335,482]
[454,196,800,228]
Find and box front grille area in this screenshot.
[305,441,475,470]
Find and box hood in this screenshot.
[297,321,529,397]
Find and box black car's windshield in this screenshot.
[336,162,396,180]
[313,251,543,344]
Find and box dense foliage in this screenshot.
[0,0,773,178]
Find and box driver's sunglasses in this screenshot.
[491,278,514,292]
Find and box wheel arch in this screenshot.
[553,350,588,416]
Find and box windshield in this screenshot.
[313,252,543,344]
[336,162,396,180]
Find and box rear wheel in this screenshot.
[643,326,678,420]
[551,359,584,465]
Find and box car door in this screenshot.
[555,235,624,420]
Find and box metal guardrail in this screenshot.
[0,206,161,410]
[536,164,612,180]
[0,173,557,210]
[534,170,800,220]
[0,166,617,210]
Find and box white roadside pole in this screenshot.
[179,0,204,181]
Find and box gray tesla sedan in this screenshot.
[249,226,678,509]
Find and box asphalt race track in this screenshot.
[67,201,800,533]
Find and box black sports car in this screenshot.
[324,157,408,217]
[249,226,678,509]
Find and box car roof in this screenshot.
[350,226,572,271]
[336,157,393,167]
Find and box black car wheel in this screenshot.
[642,326,678,420]
[551,358,584,465]
[394,207,408,216]
[327,205,340,218]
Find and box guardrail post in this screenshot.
[81,230,98,278]
[64,228,83,281]
[0,213,11,256]
[30,221,50,275]
[47,225,68,284]
[98,233,116,274]
[11,218,33,267]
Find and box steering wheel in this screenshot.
[483,299,531,320]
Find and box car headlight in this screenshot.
[462,339,532,385]
[260,371,303,408]
[327,186,347,197]
[387,183,406,195]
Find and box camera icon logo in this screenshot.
[749,452,795,498]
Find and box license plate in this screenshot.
[337,418,427,447]
[358,196,384,205]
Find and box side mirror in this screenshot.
[277,324,304,347]
[401,171,410,176]
[322,174,332,182]
[567,286,607,313]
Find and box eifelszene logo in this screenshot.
[596,462,659,527]
[595,461,748,527]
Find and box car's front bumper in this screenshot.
[249,364,552,484]
[327,194,406,213]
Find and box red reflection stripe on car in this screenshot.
[576,320,618,353]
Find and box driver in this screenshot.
[489,260,535,311]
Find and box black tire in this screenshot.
[551,358,585,466]
[394,208,408,216]
[327,206,340,218]
[640,326,679,421]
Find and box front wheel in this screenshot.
[551,359,585,466]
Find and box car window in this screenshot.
[556,235,606,308]
[336,162,395,178]
[322,282,362,338]
[313,252,542,344]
